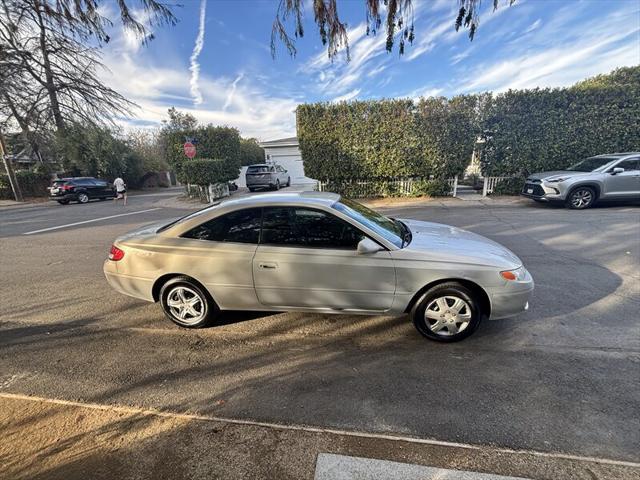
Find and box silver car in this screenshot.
[104,192,533,342]
[246,163,291,192]
[521,152,640,209]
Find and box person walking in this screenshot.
[113,176,127,206]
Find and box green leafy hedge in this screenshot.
[491,177,526,196]
[0,171,51,199]
[165,126,241,179]
[179,158,240,186]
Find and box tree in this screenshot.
[272,0,516,60]
[239,138,265,166]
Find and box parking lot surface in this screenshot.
[0,192,638,477]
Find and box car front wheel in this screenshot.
[160,276,216,328]
[411,282,483,342]
[566,186,596,209]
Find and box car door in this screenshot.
[603,158,640,198]
[253,206,396,311]
[178,208,263,310]
[93,179,112,197]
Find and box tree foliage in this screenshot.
[55,124,144,185]
[180,158,241,186]
[272,0,514,60]
[239,137,265,166]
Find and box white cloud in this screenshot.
[223,73,245,111]
[189,0,207,106]
[524,19,542,34]
[332,89,361,102]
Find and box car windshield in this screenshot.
[333,198,404,248]
[247,166,271,174]
[566,156,620,172]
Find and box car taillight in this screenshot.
[62,184,73,191]
[109,245,125,261]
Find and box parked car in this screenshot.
[521,152,640,209]
[49,177,115,205]
[245,163,290,192]
[104,192,533,342]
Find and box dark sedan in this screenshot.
[49,177,115,205]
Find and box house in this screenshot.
[259,136,316,185]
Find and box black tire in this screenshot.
[159,276,216,328]
[566,186,596,209]
[248,187,255,192]
[533,199,544,203]
[411,282,483,342]
[287,177,291,187]
[77,192,89,204]
[275,179,280,190]
[57,199,70,205]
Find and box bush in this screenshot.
[180,158,240,186]
[0,171,51,199]
[491,177,526,195]
[410,178,452,197]
[239,138,265,166]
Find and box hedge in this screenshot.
[179,158,240,186]
[0,171,51,199]
[479,82,640,176]
[166,126,241,179]
[297,67,639,188]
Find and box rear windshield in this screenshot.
[156,204,221,233]
[247,166,271,174]
[52,180,69,186]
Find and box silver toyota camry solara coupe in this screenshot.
[104,192,533,342]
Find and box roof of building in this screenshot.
[259,136,298,147]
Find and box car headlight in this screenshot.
[546,177,569,183]
[500,266,528,281]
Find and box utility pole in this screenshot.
[0,130,23,202]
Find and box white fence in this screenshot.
[185,183,230,203]
[481,176,512,196]
[317,176,460,198]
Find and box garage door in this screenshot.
[272,155,316,185]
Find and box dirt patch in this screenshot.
[1,395,637,480]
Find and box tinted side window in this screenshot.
[183,208,262,243]
[617,158,640,171]
[261,207,364,249]
[75,179,94,186]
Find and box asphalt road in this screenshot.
[1,192,639,465]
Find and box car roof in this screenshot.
[247,163,274,167]
[221,191,340,208]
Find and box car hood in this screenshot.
[398,219,522,269]
[527,170,586,181]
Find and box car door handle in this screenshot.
[259,263,277,270]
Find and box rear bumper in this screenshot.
[104,261,154,302]
[49,193,77,201]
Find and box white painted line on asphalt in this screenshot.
[314,453,530,480]
[1,392,638,469]
[22,208,162,235]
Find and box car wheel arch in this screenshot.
[404,278,491,319]
[152,273,217,306]
[568,182,601,200]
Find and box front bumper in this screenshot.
[521,181,568,201]
[488,269,534,319]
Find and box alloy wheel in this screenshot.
[78,193,89,203]
[166,286,205,325]
[424,295,472,336]
[570,189,593,208]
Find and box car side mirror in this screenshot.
[357,237,383,254]
[611,167,624,175]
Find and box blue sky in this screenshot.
[99,0,640,140]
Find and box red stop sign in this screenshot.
[184,142,196,159]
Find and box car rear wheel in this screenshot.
[77,192,89,204]
[160,276,216,328]
[286,177,291,187]
[57,199,70,205]
[566,186,595,209]
[411,282,483,342]
[248,187,255,192]
[275,179,280,190]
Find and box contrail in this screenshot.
[223,73,244,111]
[189,0,207,106]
